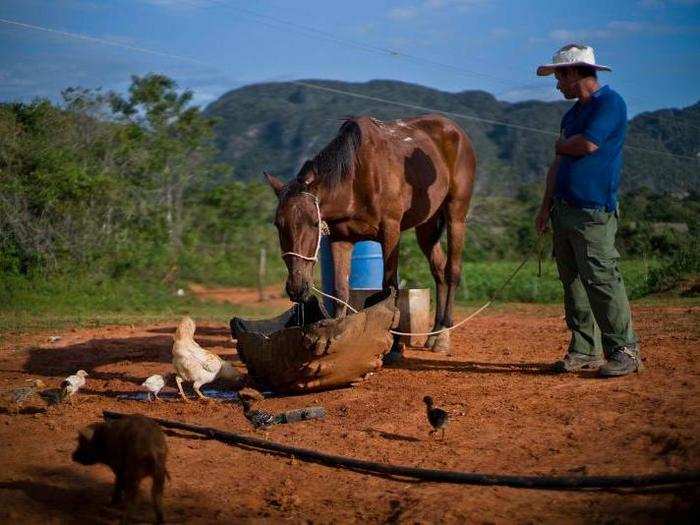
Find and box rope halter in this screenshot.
[280,191,329,262]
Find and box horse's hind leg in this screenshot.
[415,217,448,350]
[440,201,468,353]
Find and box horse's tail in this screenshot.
[431,210,447,245]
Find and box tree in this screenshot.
[109,74,222,255]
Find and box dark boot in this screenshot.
[554,351,605,373]
[599,344,643,377]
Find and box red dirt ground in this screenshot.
[0,293,698,524]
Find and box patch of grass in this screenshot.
[402,259,664,303]
[2,258,695,339]
[0,275,286,337]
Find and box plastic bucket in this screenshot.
[350,241,384,289]
[320,240,386,315]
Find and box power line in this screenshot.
[290,81,558,136]
[206,1,700,132]
[0,18,210,67]
[1,17,697,163]
[207,1,546,90]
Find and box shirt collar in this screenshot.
[592,84,609,98]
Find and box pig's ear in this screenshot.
[264,172,285,197]
[79,426,96,441]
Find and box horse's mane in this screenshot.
[308,118,362,189]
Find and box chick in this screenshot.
[7,379,46,411]
[171,317,240,401]
[241,399,283,429]
[141,375,166,401]
[39,387,64,406]
[423,395,449,440]
[61,370,88,404]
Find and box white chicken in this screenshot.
[141,374,165,401]
[171,317,240,401]
[61,370,88,403]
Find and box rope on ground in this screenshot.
[312,233,546,337]
[103,411,700,490]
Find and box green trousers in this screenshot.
[551,200,637,356]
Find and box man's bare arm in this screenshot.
[535,156,561,233]
[555,134,598,156]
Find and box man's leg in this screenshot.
[552,205,603,371]
[571,209,640,376]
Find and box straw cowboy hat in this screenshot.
[537,43,612,76]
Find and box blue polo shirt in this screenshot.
[554,85,627,212]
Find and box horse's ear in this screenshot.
[264,171,285,197]
[296,161,318,188]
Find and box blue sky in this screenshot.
[1,0,699,116]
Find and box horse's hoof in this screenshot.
[424,334,437,349]
[382,349,404,365]
[430,331,450,353]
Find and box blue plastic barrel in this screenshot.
[320,239,385,315]
[349,241,384,290]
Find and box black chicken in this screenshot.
[423,395,449,439]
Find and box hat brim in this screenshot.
[537,62,612,76]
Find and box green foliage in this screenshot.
[1,74,698,321]
[645,244,700,294]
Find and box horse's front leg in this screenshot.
[379,221,403,362]
[330,240,353,318]
[379,220,401,293]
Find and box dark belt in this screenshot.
[554,197,608,212]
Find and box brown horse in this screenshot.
[266,114,476,352]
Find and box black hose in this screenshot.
[103,411,699,490]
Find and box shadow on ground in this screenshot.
[393,356,559,376]
[21,331,239,385]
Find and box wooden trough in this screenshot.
[230,291,398,394]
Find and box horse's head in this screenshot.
[265,166,321,303]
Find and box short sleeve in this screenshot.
[583,95,625,147]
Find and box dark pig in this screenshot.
[72,415,168,524]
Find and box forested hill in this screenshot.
[205,79,699,195]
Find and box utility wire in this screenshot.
[1,17,697,163]
[206,1,700,132]
[0,18,210,67]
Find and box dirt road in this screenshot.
[1,297,698,523]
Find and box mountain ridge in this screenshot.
[204,79,699,195]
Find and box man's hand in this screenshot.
[535,206,551,233]
[555,134,598,157]
[555,136,565,154]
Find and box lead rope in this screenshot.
[280,192,327,262]
[315,232,546,337]
[282,192,546,337]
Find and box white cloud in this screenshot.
[388,7,419,20]
[424,0,490,9]
[497,85,561,102]
[546,19,697,43]
[638,0,665,7]
[489,27,511,38]
[139,0,217,9]
[548,20,648,42]
[388,0,490,21]
[638,0,700,7]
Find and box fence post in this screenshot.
[258,248,267,301]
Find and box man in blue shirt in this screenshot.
[535,44,641,377]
